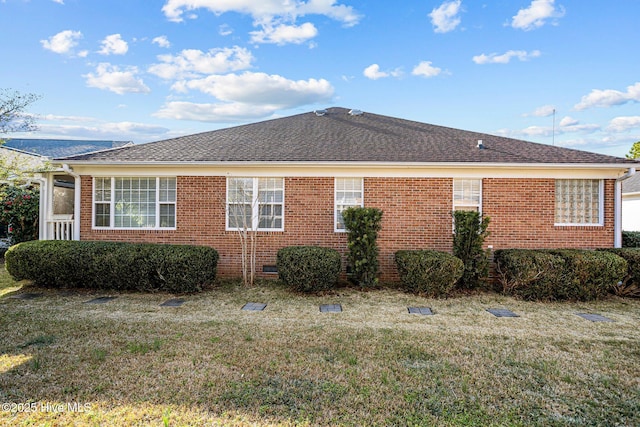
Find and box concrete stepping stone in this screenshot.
[84,296,117,304]
[10,293,43,300]
[320,304,342,313]
[242,302,267,311]
[160,298,185,307]
[576,313,614,322]
[487,308,519,318]
[408,307,433,315]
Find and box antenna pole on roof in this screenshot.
[552,108,556,146]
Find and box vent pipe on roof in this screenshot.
[477,140,485,149]
[314,109,327,116]
[348,109,363,116]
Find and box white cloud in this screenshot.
[607,116,640,132]
[411,61,442,78]
[219,24,233,36]
[161,0,361,26]
[98,34,128,55]
[84,63,151,95]
[574,82,640,110]
[40,30,82,55]
[559,116,578,127]
[429,0,462,33]
[363,64,402,80]
[152,35,171,48]
[161,0,360,45]
[148,46,254,80]
[472,49,541,64]
[524,105,555,117]
[511,0,565,31]
[154,101,280,123]
[173,72,334,108]
[52,0,64,4]
[250,22,318,45]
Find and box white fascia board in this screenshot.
[59,161,633,179]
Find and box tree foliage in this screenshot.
[626,141,640,160]
[0,89,40,134]
[452,210,491,289]
[342,207,383,288]
[1,89,42,182]
[0,185,40,245]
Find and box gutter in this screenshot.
[615,167,637,247]
[62,164,81,241]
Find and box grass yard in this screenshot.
[1,265,639,426]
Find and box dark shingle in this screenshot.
[57,108,636,165]
[5,138,132,158]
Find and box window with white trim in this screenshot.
[93,177,176,229]
[335,178,364,231]
[453,179,482,212]
[555,179,603,225]
[226,177,284,231]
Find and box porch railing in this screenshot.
[46,220,74,241]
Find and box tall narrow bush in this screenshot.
[452,210,490,289]
[342,207,383,288]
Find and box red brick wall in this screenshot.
[79,176,616,283]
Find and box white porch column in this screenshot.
[62,164,81,241]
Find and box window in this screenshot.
[453,179,481,212]
[93,177,176,229]
[555,179,602,225]
[335,178,363,231]
[227,177,284,231]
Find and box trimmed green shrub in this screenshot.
[495,249,568,301]
[342,207,383,288]
[622,231,640,248]
[4,240,218,293]
[546,250,627,300]
[395,250,463,297]
[599,248,640,297]
[495,249,627,301]
[277,246,342,293]
[452,210,490,289]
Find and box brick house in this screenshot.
[38,107,638,281]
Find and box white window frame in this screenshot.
[335,178,364,232]
[554,179,604,226]
[226,177,285,232]
[453,178,482,213]
[92,177,177,230]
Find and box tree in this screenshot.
[342,207,383,288]
[626,141,640,160]
[453,210,491,289]
[0,89,40,134]
[1,89,42,182]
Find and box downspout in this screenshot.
[62,164,81,241]
[615,167,636,248]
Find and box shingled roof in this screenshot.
[58,107,636,166]
[623,173,640,194]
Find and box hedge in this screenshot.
[599,248,640,297]
[277,246,342,293]
[4,240,218,293]
[622,231,640,248]
[494,249,568,301]
[547,249,627,300]
[395,250,464,297]
[495,249,627,301]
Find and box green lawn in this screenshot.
[1,265,639,426]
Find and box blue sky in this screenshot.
[1,0,638,157]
